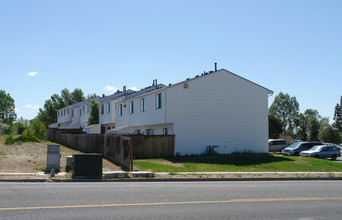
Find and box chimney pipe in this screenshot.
[123,86,126,95]
[214,62,217,71]
[155,79,157,88]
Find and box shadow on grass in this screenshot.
[165,153,294,166]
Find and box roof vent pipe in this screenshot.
[214,62,217,71]
[123,86,126,95]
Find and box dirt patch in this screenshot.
[0,136,121,173]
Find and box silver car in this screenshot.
[268,139,287,152]
[299,145,341,160]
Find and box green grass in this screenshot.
[133,153,342,172]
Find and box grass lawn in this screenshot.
[133,153,342,172]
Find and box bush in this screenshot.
[318,125,341,144]
[4,119,46,145]
[5,133,40,145]
[27,119,47,140]
[202,145,219,155]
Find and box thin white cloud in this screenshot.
[104,85,118,92]
[27,71,38,77]
[129,86,137,91]
[24,99,29,103]
[24,104,39,109]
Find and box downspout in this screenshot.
[165,88,167,124]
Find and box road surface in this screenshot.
[1,181,342,219]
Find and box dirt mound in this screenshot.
[0,136,121,173]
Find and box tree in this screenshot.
[304,109,321,141]
[268,114,283,139]
[269,92,299,135]
[333,96,342,132]
[0,118,9,135]
[318,125,341,144]
[71,88,85,104]
[88,99,99,125]
[295,113,308,141]
[0,90,17,125]
[37,88,86,127]
[16,117,30,128]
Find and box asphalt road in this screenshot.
[1,181,342,220]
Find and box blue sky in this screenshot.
[1,0,341,122]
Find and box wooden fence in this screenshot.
[48,129,175,170]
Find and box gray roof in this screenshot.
[59,97,100,110]
[99,90,134,103]
[124,84,166,100]
[168,69,273,95]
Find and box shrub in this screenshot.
[202,145,219,155]
[4,119,46,145]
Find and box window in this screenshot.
[58,111,60,118]
[101,104,104,115]
[118,104,122,116]
[155,93,162,109]
[72,109,74,117]
[163,128,168,135]
[129,101,134,114]
[140,98,145,112]
[82,106,85,114]
[107,103,110,113]
[87,104,90,113]
[80,108,82,116]
[67,108,69,115]
[64,109,66,116]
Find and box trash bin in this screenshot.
[46,144,62,172]
[66,156,73,172]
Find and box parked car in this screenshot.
[268,139,287,152]
[299,145,341,160]
[337,145,342,151]
[281,141,322,156]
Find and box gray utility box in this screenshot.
[72,154,103,179]
[46,144,62,171]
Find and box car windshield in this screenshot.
[289,142,302,148]
[309,146,321,151]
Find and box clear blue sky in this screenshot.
[1,0,341,122]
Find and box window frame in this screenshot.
[118,104,123,116]
[129,101,134,114]
[107,103,110,113]
[101,104,104,115]
[155,93,162,109]
[140,98,145,112]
